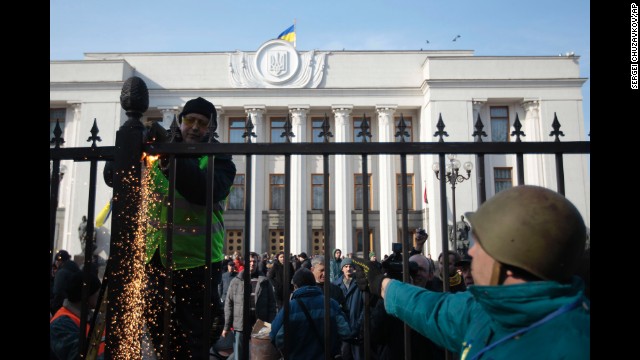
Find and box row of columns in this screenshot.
[151,99,542,256]
[241,105,402,257]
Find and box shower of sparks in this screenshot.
[108,159,155,359]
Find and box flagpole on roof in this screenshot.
[294,18,297,48]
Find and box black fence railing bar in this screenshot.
[320,113,333,359]
[241,115,255,360]
[50,79,590,360]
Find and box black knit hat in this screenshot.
[178,97,216,123]
[455,254,472,267]
[55,250,71,262]
[291,268,316,288]
[66,271,101,302]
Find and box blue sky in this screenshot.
[50,0,589,135]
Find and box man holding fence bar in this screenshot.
[105,97,236,359]
[352,186,590,359]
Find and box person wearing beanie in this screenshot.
[291,267,316,288]
[369,251,382,270]
[50,250,80,314]
[270,268,351,359]
[103,96,236,359]
[299,251,312,270]
[50,271,104,360]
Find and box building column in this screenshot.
[289,106,309,255]
[376,105,397,257]
[332,106,353,253]
[61,102,82,251]
[61,102,82,208]
[472,100,486,124]
[245,106,266,253]
[522,100,545,185]
[471,100,488,216]
[159,107,179,128]
[215,106,225,142]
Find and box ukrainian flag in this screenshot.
[278,24,296,44]
[95,199,112,228]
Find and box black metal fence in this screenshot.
[49,77,590,360]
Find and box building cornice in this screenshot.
[50,82,126,91]
[422,78,588,91]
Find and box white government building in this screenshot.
[50,39,590,261]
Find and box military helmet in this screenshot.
[465,185,586,282]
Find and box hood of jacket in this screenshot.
[291,285,323,299]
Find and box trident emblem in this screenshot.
[268,51,288,76]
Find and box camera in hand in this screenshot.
[382,242,418,281]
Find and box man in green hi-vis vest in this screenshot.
[105,97,236,359]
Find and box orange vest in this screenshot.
[50,307,105,356]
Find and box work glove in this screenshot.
[351,257,387,297]
[144,121,169,144]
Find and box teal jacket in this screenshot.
[384,277,589,359]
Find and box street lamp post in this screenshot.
[432,155,473,254]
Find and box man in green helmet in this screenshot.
[353,185,589,359]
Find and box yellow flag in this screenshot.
[95,199,112,227]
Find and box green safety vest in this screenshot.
[146,156,225,270]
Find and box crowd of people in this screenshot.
[50,95,590,359]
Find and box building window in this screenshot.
[490,106,509,142]
[396,174,414,210]
[355,229,374,254]
[50,108,66,146]
[225,230,243,255]
[229,117,246,143]
[353,116,372,142]
[227,174,245,210]
[270,174,285,210]
[311,229,325,255]
[354,173,373,210]
[397,229,423,248]
[269,229,285,253]
[394,116,413,142]
[270,117,287,143]
[311,174,328,210]
[494,167,513,193]
[311,117,329,143]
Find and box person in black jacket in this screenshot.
[50,250,80,314]
[268,251,295,310]
[298,252,312,270]
[218,262,237,307]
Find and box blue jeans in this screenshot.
[234,330,246,360]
